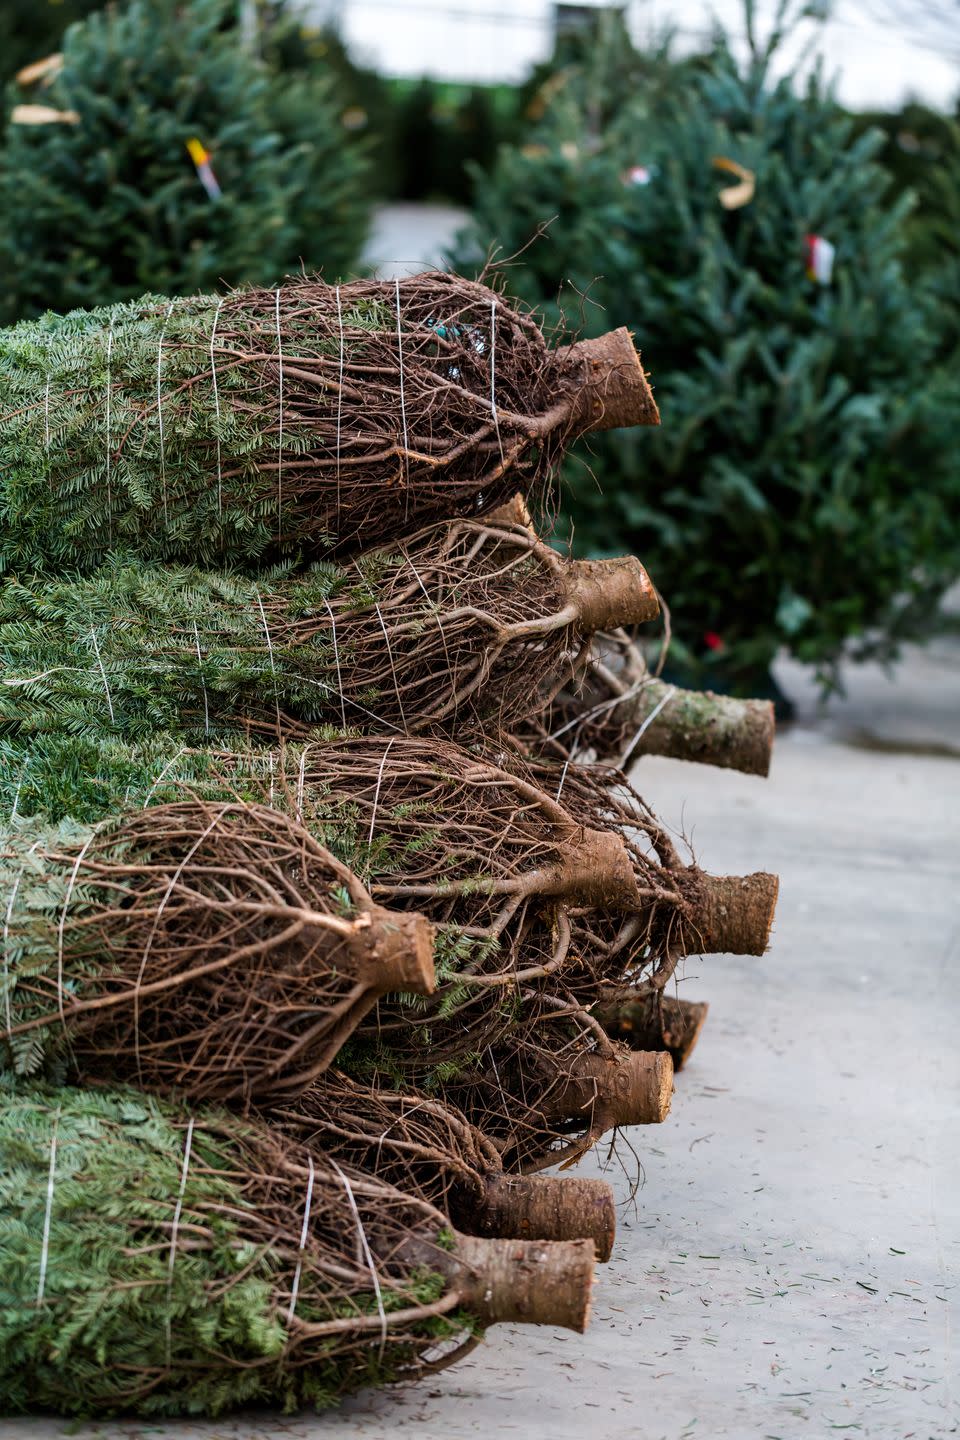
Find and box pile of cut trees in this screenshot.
[0,272,776,1416]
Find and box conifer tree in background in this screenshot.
[454,4,960,696]
[0,0,100,86]
[255,5,400,199]
[0,0,370,321]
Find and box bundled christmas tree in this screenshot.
[0,520,657,742]
[0,0,370,323]
[522,624,776,775]
[0,800,435,1100]
[0,729,778,999]
[0,274,657,572]
[269,1070,618,1257]
[0,726,775,1170]
[0,1085,594,1417]
[453,6,960,693]
[595,985,710,1072]
[491,494,776,774]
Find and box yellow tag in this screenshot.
[186,137,209,167]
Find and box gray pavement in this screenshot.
[3,642,958,1440]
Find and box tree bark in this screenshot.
[597,990,709,1072]
[448,1233,596,1331]
[557,327,660,431]
[681,870,779,956]
[539,1048,674,1131]
[357,909,436,997]
[476,1173,617,1261]
[622,681,775,777]
[547,826,642,909]
[565,555,660,630]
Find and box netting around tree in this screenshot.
[0,273,656,573]
[267,1070,618,1257]
[0,1085,594,1416]
[0,800,434,1101]
[0,519,655,744]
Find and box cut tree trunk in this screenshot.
[537,1049,674,1133]
[477,1174,617,1262]
[597,990,709,1071]
[440,1235,596,1332]
[685,870,779,956]
[557,328,660,431]
[621,681,775,777]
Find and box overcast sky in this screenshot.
[326,0,959,110]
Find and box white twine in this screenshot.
[374,1097,427,1170]
[254,586,282,733]
[394,279,409,505]
[275,287,284,530]
[490,298,504,465]
[268,752,275,807]
[156,300,175,523]
[618,686,676,769]
[548,675,647,743]
[145,746,187,805]
[104,315,114,533]
[43,366,51,483]
[486,1044,511,1131]
[296,747,307,826]
[328,1157,388,1360]
[209,296,224,516]
[192,621,210,736]
[165,1118,196,1365]
[404,550,454,674]
[36,1104,61,1305]
[89,626,115,724]
[10,770,23,822]
[286,1153,316,1325]
[295,672,401,735]
[367,738,396,852]
[133,809,227,1084]
[321,597,348,731]
[335,284,345,509]
[554,756,572,802]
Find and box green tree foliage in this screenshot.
[856,107,960,369]
[0,1084,459,1416]
[255,7,400,198]
[0,0,370,321]
[454,19,960,690]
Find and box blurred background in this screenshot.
[3,0,959,712]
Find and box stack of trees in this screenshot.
[0,269,778,1416]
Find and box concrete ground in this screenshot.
[7,641,958,1440]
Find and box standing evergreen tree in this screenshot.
[0,0,100,87]
[0,0,370,321]
[454,7,960,694]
